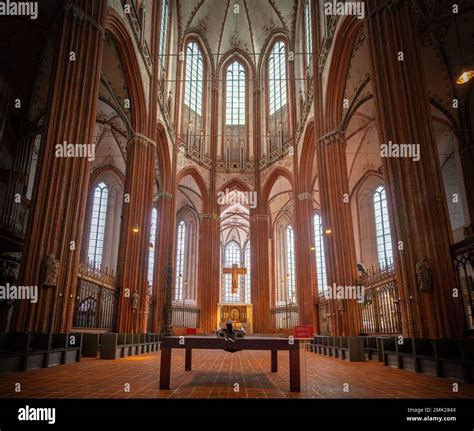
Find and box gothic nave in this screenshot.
[0,0,473,421]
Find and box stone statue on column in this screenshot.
[416,257,432,292]
[299,88,305,116]
[131,290,140,311]
[167,91,173,114]
[43,254,59,287]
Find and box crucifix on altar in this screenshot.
[223,264,247,294]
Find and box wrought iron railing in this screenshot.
[171,302,200,328]
[451,237,474,331]
[357,264,402,334]
[74,262,118,330]
[271,303,299,330]
[259,138,294,169]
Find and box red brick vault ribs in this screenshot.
[0,351,473,399]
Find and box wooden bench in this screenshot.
[66,333,83,364]
[82,333,101,358]
[45,334,67,367]
[382,337,398,367]
[0,332,29,373]
[25,333,50,371]
[159,336,301,392]
[100,333,123,359]
[396,338,416,371]
[414,338,437,376]
[435,338,468,381]
[363,336,380,361]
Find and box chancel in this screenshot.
[0,0,473,404]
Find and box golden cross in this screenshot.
[223,264,247,294]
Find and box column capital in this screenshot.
[250,214,269,223]
[318,130,346,147]
[157,191,173,200]
[127,134,156,148]
[297,192,313,201]
[201,213,221,222]
[64,1,103,30]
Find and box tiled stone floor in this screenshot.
[0,348,473,399]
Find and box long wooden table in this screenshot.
[159,336,301,392]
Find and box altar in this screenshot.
[217,304,253,333]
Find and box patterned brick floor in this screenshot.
[0,347,473,399]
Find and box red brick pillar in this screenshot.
[14,1,107,332]
[116,135,155,333]
[294,191,317,327]
[316,132,360,336]
[250,212,272,333]
[153,191,175,332]
[198,212,221,333]
[365,0,463,338]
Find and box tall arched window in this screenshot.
[313,213,327,293]
[88,182,108,268]
[269,41,287,115]
[244,242,251,304]
[374,186,393,267]
[304,0,313,66]
[147,207,158,287]
[268,40,288,150]
[158,0,170,70]
[286,226,296,304]
[223,241,241,303]
[175,221,186,301]
[226,61,245,125]
[183,41,204,149]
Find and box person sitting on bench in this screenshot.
[225,319,235,343]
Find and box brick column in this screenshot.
[198,213,220,333]
[13,1,107,332]
[116,135,155,333]
[294,192,317,327]
[316,132,360,336]
[153,191,175,332]
[365,0,464,337]
[250,212,272,333]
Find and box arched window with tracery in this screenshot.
[304,0,313,67]
[224,60,247,163]
[313,213,327,294]
[147,207,158,289]
[222,241,242,303]
[373,186,393,267]
[286,225,297,304]
[158,0,170,72]
[88,182,108,269]
[182,41,204,149]
[267,40,289,152]
[244,241,251,304]
[175,220,186,301]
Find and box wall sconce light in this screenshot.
[456,70,474,85]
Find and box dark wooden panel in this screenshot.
[160,336,299,351]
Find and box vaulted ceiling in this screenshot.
[177,0,298,67]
